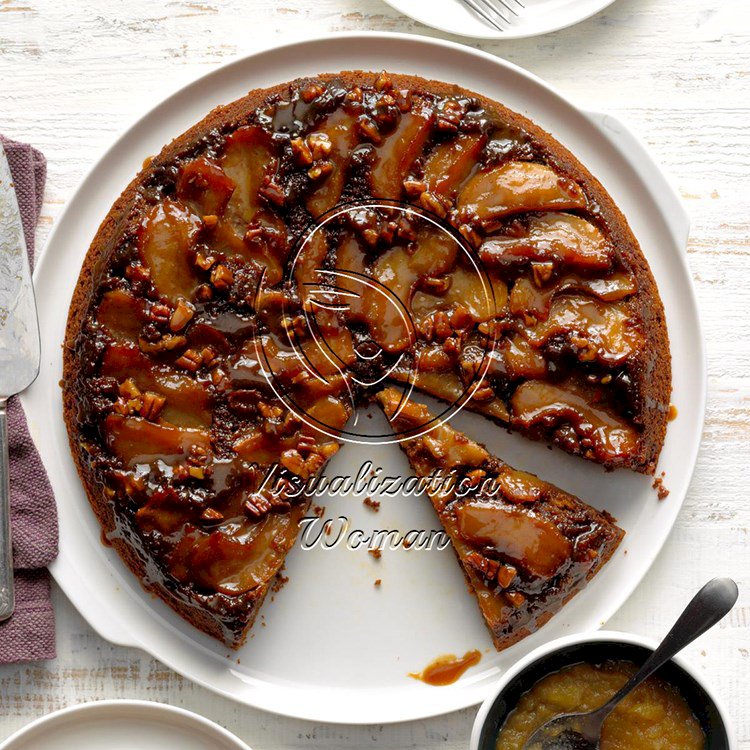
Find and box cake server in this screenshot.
[0,142,41,622]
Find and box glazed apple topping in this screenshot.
[457,162,588,230]
[75,72,655,613]
[479,213,612,272]
[455,501,573,580]
[510,378,639,463]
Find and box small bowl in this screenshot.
[471,630,736,750]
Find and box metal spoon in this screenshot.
[522,577,739,750]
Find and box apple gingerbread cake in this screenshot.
[63,70,670,649]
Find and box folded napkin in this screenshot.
[0,136,57,664]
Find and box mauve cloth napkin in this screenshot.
[0,135,57,664]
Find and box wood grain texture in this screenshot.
[0,0,749,747]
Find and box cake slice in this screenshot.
[376,387,624,651]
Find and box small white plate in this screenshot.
[0,701,251,750]
[382,0,618,40]
[22,32,703,724]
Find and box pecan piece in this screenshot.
[210,264,234,291]
[169,299,195,331]
[139,391,166,421]
[465,551,500,581]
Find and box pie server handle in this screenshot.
[0,398,14,622]
[582,110,691,252]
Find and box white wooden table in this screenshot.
[1,0,749,747]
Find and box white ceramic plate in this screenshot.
[0,701,251,750]
[22,32,703,724]
[382,0,618,40]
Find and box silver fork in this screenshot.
[459,0,525,32]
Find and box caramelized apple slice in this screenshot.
[480,214,611,271]
[185,507,304,595]
[96,289,146,343]
[509,271,637,321]
[220,125,277,229]
[423,133,486,197]
[411,265,507,324]
[390,366,511,423]
[455,501,573,579]
[303,307,356,378]
[233,429,296,465]
[458,162,587,228]
[136,487,191,535]
[366,226,458,352]
[371,106,435,200]
[138,199,202,303]
[209,218,284,285]
[176,156,235,216]
[294,230,330,302]
[501,335,547,379]
[229,334,302,387]
[104,414,210,466]
[101,343,212,428]
[510,379,639,463]
[522,297,642,366]
[306,109,359,216]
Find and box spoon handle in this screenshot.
[594,577,738,720]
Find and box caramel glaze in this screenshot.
[409,650,482,686]
[65,71,666,647]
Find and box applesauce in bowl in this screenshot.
[470,632,735,750]
[495,661,704,750]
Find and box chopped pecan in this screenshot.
[139,334,187,354]
[403,177,427,198]
[169,299,195,331]
[300,81,326,103]
[532,261,555,287]
[201,507,224,522]
[139,391,166,420]
[465,551,500,581]
[290,137,313,166]
[375,71,393,91]
[244,493,272,519]
[194,283,214,302]
[174,348,203,372]
[419,190,451,219]
[210,264,234,291]
[307,133,332,160]
[148,303,172,326]
[258,177,286,208]
[496,564,518,589]
[125,262,150,284]
[195,252,216,272]
[355,115,381,144]
[420,275,452,294]
[258,401,284,420]
[202,214,218,229]
[505,590,526,608]
[308,161,333,181]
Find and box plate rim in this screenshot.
[0,700,252,749]
[22,30,705,724]
[380,0,619,41]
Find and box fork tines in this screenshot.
[460,0,525,31]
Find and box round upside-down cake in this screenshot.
[63,71,670,649]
